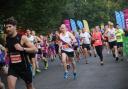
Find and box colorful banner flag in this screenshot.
[123,9,128,30]
[63,19,71,32]
[123,36,128,56]
[77,20,84,30]
[70,19,77,32]
[115,11,123,29]
[100,23,104,30]
[83,20,90,32]
[119,11,125,29]
[115,11,125,29]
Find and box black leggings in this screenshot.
[95,45,103,61]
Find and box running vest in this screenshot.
[41,40,48,53]
[60,32,74,52]
[36,42,41,49]
[27,35,35,44]
[107,28,117,42]
[115,29,124,42]
[6,34,30,68]
[80,32,91,44]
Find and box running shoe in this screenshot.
[85,60,88,64]
[64,72,68,79]
[32,70,36,78]
[116,57,119,61]
[36,69,41,73]
[107,51,110,54]
[73,72,77,80]
[51,59,54,62]
[45,62,48,68]
[43,60,48,70]
[89,53,92,57]
[67,64,70,70]
[94,54,96,57]
[100,61,104,66]
[44,67,48,70]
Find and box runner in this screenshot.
[55,31,61,59]
[92,27,104,65]
[115,24,124,60]
[105,22,119,61]
[78,30,84,56]
[91,28,97,57]
[48,40,56,62]
[80,28,91,64]
[31,30,42,73]
[39,35,49,70]
[59,24,77,79]
[26,29,37,77]
[4,17,37,89]
[103,25,110,54]
[73,32,80,62]
[0,44,5,89]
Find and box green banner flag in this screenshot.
[123,36,128,56]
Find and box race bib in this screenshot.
[74,42,78,46]
[62,44,70,49]
[116,36,121,40]
[110,34,115,39]
[96,40,100,43]
[10,54,22,63]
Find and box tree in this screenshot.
[0,0,128,33]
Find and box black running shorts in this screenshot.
[8,63,32,85]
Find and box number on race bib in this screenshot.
[10,54,22,63]
[116,36,121,40]
[110,34,115,39]
[62,44,69,49]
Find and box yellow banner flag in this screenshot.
[83,20,90,32]
[100,23,104,30]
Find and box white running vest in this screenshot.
[27,35,35,44]
[60,32,74,52]
[107,28,117,42]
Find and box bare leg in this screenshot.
[61,53,68,72]
[83,48,88,64]
[31,58,36,76]
[0,81,5,89]
[7,75,17,89]
[26,83,35,89]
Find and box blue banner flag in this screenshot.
[70,19,77,32]
[119,11,125,29]
[77,20,84,30]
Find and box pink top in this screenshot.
[41,40,48,53]
[92,32,102,46]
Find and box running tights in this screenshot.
[95,45,103,61]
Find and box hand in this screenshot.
[14,43,24,51]
[91,38,95,41]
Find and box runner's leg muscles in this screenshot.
[7,75,17,89]
[61,53,68,72]
[26,83,34,89]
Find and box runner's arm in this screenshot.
[69,32,77,43]
[22,35,37,53]
[104,30,109,37]
[36,36,42,42]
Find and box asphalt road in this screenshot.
[3,50,128,89]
